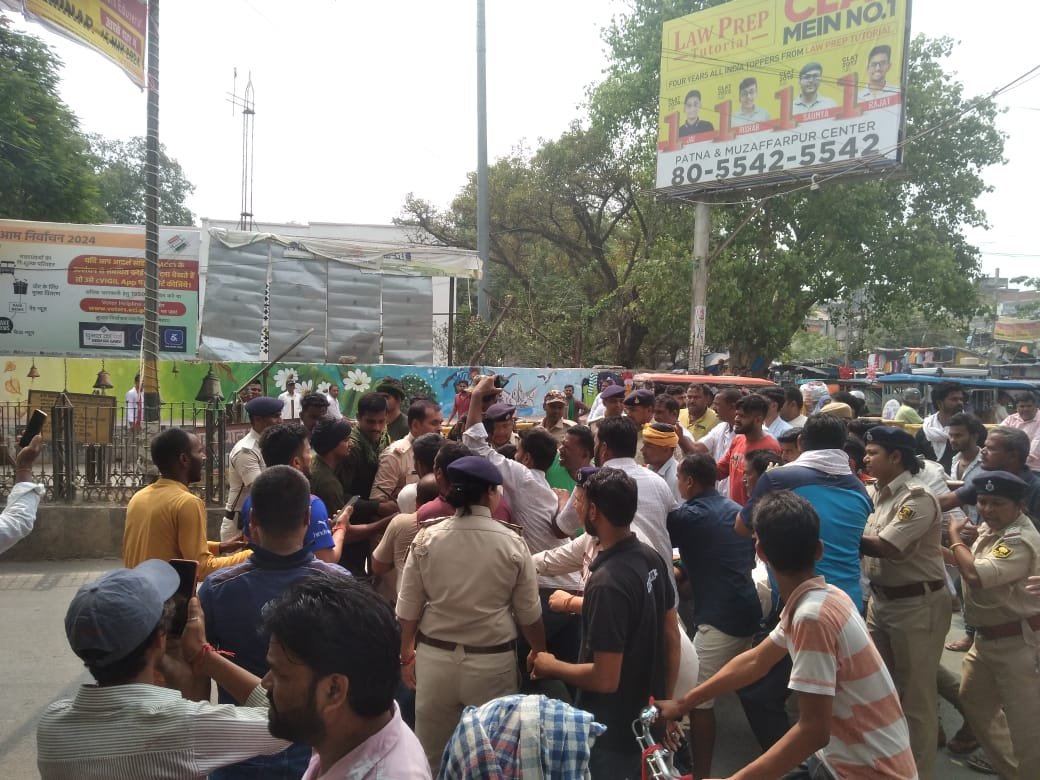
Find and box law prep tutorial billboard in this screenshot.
[656,0,910,195]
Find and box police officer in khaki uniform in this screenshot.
[396,456,547,769]
[946,471,1040,779]
[861,426,952,780]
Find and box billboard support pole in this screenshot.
[688,201,710,373]
[142,0,161,426]
[475,0,491,320]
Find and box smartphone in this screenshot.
[19,409,47,448]
[168,558,199,637]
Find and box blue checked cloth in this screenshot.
[437,694,607,779]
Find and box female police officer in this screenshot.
[396,455,547,769]
[946,470,1040,779]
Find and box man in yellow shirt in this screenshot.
[678,384,719,441]
[123,428,251,579]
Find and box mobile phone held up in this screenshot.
[168,558,199,637]
[19,409,46,448]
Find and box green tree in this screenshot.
[0,16,103,222]
[781,330,843,363]
[592,1,1003,371]
[88,135,196,226]
[403,2,1003,372]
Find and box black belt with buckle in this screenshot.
[871,579,944,600]
[416,631,515,655]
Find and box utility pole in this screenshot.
[687,201,710,373]
[475,0,491,320]
[142,0,161,425]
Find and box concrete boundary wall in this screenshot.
[0,506,223,562]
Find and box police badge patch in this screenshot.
[897,506,914,522]
[991,543,1013,559]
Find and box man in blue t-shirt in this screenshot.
[734,413,871,751]
[199,465,350,779]
[240,421,342,563]
[668,453,759,779]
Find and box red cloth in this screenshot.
[454,392,471,418]
[415,494,513,525]
[717,433,781,505]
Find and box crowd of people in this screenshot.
[8,374,1040,778]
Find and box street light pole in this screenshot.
[142,0,161,424]
[475,0,491,320]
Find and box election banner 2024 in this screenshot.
[656,0,911,195]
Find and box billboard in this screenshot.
[1,0,147,87]
[0,220,199,357]
[656,0,910,195]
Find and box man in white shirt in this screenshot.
[762,387,792,439]
[125,374,143,429]
[325,383,344,420]
[555,416,677,594]
[278,379,303,420]
[0,434,44,554]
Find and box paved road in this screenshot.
[0,560,983,778]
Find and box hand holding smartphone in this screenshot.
[168,559,199,637]
[20,409,47,449]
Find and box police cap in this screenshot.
[245,396,284,417]
[623,389,655,407]
[864,425,916,453]
[484,403,516,422]
[972,470,1027,502]
[601,385,626,401]
[446,455,503,486]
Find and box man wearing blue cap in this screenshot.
[623,389,655,465]
[861,425,951,779]
[37,560,290,777]
[946,471,1040,778]
[589,383,625,436]
[221,396,284,542]
[482,401,519,449]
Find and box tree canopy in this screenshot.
[0,16,102,223]
[88,135,195,226]
[0,16,195,227]
[401,1,1004,371]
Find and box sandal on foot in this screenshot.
[964,753,998,775]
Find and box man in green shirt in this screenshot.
[894,388,924,425]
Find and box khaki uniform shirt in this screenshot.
[541,417,576,444]
[225,429,263,514]
[396,505,542,646]
[370,434,416,500]
[864,470,945,587]
[965,513,1040,628]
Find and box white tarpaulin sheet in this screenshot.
[200,228,467,362]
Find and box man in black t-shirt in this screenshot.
[532,468,680,779]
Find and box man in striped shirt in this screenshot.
[37,560,289,779]
[656,491,917,779]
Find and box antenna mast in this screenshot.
[228,70,256,230]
